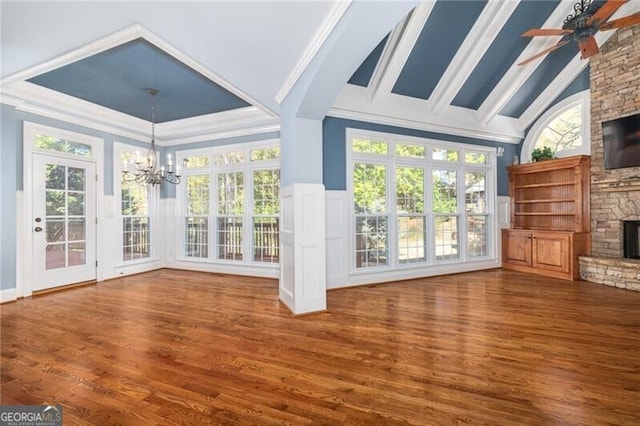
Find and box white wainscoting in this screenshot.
[279,183,326,314]
[325,190,349,289]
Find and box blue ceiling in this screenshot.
[392,0,488,100]
[343,0,618,126]
[451,0,561,110]
[28,38,250,123]
[18,0,625,136]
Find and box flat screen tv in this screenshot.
[602,112,640,170]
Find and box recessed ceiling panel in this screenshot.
[392,0,488,100]
[451,0,561,110]
[499,41,578,118]
[348,34,389,87]
[27,38,250,123]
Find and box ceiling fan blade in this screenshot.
[517,40,570,66]
[600,12,640,30]
[578,36,600,59]
[521,28,574,37]
[586,0,629,27]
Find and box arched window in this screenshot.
[521,91,590,163]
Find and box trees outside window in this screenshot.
[349,131,495,271]
[177,142,280,266]
[521,91,590,163]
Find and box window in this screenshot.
[349,131,495,272]
[521,91,590,163]
[177,142,280,266]
[115,145,154,263]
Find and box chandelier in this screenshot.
[122,88,181,186]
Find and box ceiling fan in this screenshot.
[518,0,640,66]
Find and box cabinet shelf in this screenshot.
[515,199,575,204]
[514,182,575,189]
[514,212,575,216]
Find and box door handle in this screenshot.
[34,226,43,232]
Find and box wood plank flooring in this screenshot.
[2,268,640,425]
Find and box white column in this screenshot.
[279,183,326,314]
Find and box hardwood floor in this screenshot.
[2,269,639,425]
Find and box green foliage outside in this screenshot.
[536,105,582,153]
[36,135,91,156]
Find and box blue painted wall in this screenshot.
[322,116,518,196]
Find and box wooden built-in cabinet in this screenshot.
[502,155,590,281]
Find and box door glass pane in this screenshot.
[68,242,86,267]
[68,219,85,241]
[68,192,85,215]
[68,167,86,191]
[46,243,66,270]
[46,164,65,189]
[46,219,65,243]
[46,191,65,215]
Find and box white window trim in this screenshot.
[175,140,280,272]
[521,90,590,164]
[113,142,160,268]
[346,128,498,282]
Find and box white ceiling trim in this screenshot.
[274,0,352,105]
[330,84,522,143]
[162,122,281,146]
[3,81,277,145]
[365,12,410,100]
[477,1,572,125]
[158,107,279,143]
[0,23,276,118]
[370,2,436,102]
[429,0,519,114]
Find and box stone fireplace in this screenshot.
[578,24,640,291]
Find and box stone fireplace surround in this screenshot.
[578,24,640,291]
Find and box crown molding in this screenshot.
[2,81,279,145]
[275,1,352,104]
[330,85,522,144]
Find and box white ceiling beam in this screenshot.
[518,0,640,130]
[429,0,519,114]
[366,13,410,100]
[370,2,436,102]
[331,84,522,143]
[477,1,576,125]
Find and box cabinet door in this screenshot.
[532,232,570,273]
[503,230,532,267]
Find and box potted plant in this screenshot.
[531,146,555,162]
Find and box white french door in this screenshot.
[32,153,97,290]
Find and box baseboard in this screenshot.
[1,288,17,304]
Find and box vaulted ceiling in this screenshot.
[2,1,639,144]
